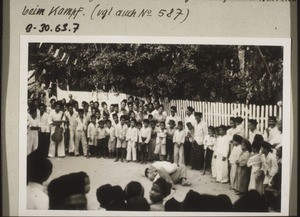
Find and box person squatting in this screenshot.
[27,93,283,211]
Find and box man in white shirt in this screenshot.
[74,109,88,156]
[165,106,181,127]
[190,112,208,171]
[27,152,53,210]
[37,104,50,158]
[248,119,262,144]
[263,116,281,147]
[145,161,191,187]
[65,103,78,155]
[234,117,245,138]
[183,106,197,165]
[173,121,186,165]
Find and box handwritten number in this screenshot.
[26,24,33,33]
[167,9,174,17]
[174,9,183,20]
[62,23,68,31]
[39,23,50,32]
[73,23,79,33]
[180,8,189,23]
[158,9,166,17]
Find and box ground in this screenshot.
[46,156,240,210]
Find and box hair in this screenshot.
[143,119,149,124]
[168,120,175,125]
[153,178,172,198]
[106,119,112,124]
[90,115,96,120]
[124,181,145,202]
[39,103,46,109]
[96,184,113,208]
[177,121,183,126]
[144,168,150,177]
[127,196,150,211]
[101,102,107,107]
[159,104,164,109]
[242,139,252,152]
[233,190,268,212]
[170,106,177,112]
[148,114,153,119]
[27,151,53,184]
[130,118,137,124]
[253,134,264,145]
[208,126,215,131]
[120,115,127,120]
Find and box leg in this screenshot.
[81,132,88,156]
[132,142,137,161]
[173,145,179,165]
[74,131,80,156]
[126,141,132,161]
[68,129,75,154]
[179,145,185,165]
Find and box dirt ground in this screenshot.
[46,156,240,210]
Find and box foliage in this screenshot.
[28,43,283,104]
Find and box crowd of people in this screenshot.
[27,90,283,212]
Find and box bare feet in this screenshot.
[181,179,192,186]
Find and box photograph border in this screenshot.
[19,35,291,216]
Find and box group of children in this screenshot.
[27,92,283,211]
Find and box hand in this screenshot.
[222,157,226,161]
[214,155,217,159]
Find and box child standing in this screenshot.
[96,120,107,158]
[115,115,128,162]
[203,126,216,175]
[154,122,168,161]
[74,109,88,157]
[87,115,97,158]
[247,141,263,195]
[235,139,251,195]
[106,120,116,159]
[139,119,151,164]
[173,121,186,165]
[211,127,219,179]
[215,125,231,183]
[136,122,142,162]
[27,108,40,155]
[166,120,176,162]
[228,134,243,190]
[148,120,158,162]
[126,118,138,162]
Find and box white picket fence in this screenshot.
[160,99,282,138]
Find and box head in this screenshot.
[229,117,236,128]
[186,122,193,131]
[91,107,96,115]
[113,114,119,123]
[144,167,158,181]
[194,112,202,123]
[133,103,139,112]
[54,102,61,113]
[124,181,145,202]
[128,96,134,103]
[68,103,74,114]
[149,178,172,203]
[153,101,160,110]
[114,104,119,113]
[121,100,127,109]
[136,122,142,130]
[277,119,282,132]
[186,107,194,116]
[148,114,153,121]
[235,117,244,125]
[89,101,94,109]
[127,196,150,211]
[168,120,175,129]
[95,110,101,119]
[129,110,136,119]
[96,184,113,209]
[78,109,84,118]
[260,141,273,156]
[138,106,143,113]
[90,115,96,124]
[208,126,214,136]
[94,101,99,109]
[39,103,46,115]
[177,121,183,131]
[48,172,89,210]
[130,119,137,128]
[27,151,53,184]
[143,119,149,128]
[233,190,268,212]
[232,134,243,147]
[120,115,126,125]
[101,102,108,110]
[253,134,264,145]
[148,103,154,111]
[252,140,262,153]
[268,116,277,128]
[218,125,227,136]
[170,106,177,116]
[106,120,112,128]
[158,105,164,114]
[241,139,252,152]
[143,105,148,113]
[248,119,258,131]
[109,104,115,112]
[159,121,166,130]
[127,102,133,111]
[98,120,105,128]
[29,108,37,119]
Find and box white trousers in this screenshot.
[173,144,185,165]
[27,131,39,155]
[126,141,137,161]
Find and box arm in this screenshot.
[269,155,279,177]
[145,128,151,144]
[238,152,250,166]
[157,167,174,186]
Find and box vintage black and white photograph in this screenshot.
[19,36,291,216]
